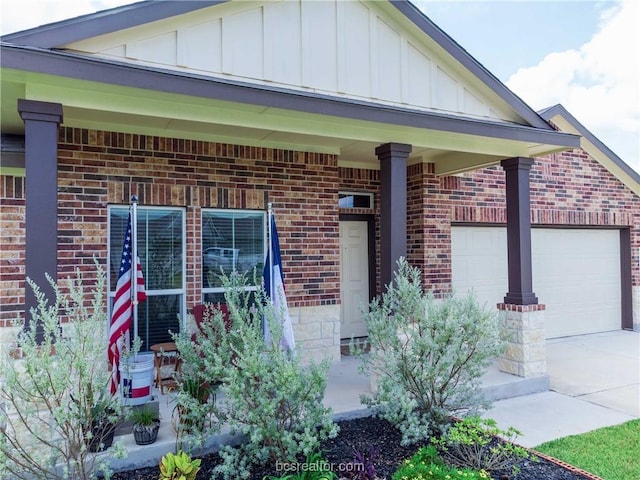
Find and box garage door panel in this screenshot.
[451,227,507,311]
[452,227,621,338]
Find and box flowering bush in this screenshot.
[356,258,506,445]
[0,264,126,480]
[173,272,337,479]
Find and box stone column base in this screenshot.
[291,304,341,365]
[497,303,547,378]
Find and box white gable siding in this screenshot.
[179,21,222,72]
[406,43,431,106]
[64,0,518,123]
[301,1,337,91]
[223,8,263,78]
[375,17,402,102]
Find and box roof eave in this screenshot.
[1,44,579,152]
[540,104,640,189]
[0,0,225,47]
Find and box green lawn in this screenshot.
[534,419,640,480]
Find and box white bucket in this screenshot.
[121,353,155,406]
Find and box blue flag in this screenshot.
[263,213,295,354]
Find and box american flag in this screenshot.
[108,212,146,396]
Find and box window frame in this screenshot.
[201,208,267,303]
[107,205,186,349]
[339,190,374,209]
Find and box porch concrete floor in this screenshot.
[111,330,639,472]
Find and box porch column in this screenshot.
[376,142,411,290]
[498,157,547,380]
[18,100,63,338]
[501,157,538,305]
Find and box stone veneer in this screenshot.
[497,303,547,378]
[290,304,341,364]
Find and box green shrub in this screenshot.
[174,272,338,479]
[356,258,506,445]
[392,446,491,480]
[433,416,529,475]
[0,263,126,480]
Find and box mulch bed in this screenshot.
[112,415,597,479]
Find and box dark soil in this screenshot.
[112,415,595,480]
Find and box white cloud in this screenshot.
[0,0,131,35]
[507,0,640,173]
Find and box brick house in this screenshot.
[1,1,638,379]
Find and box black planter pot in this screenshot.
[133,419,160,445]
[87,421,116,452]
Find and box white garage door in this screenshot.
[451,226,621,338]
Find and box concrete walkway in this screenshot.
[112,330,639,471]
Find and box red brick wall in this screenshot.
[339,167,380,292]
[0,176,25,327]
[340,148,639,296]
[2,134,638,327]
[0,128,341,325]
[407,162,452,294]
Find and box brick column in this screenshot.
[18,100,63,338]
[376,142,411,290]
[499,157,546,378]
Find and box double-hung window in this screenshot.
[108,206,185,349]
[202,209,265,303]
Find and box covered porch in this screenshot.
[3,42,580,378]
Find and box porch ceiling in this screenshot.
[1,46,579,176]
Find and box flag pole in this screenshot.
[131,195,139,362]
[267,202,274,302]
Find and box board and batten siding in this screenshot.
[64,0,516,123]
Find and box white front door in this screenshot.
[340,221,370,339]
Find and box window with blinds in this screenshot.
[108,206,185,350]
[202,209,265,303]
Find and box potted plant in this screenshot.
[171,377,213,436]
[79,382,119,453]
[130,405,161,445]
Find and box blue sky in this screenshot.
[2,0,638,173]
[418,1,607,80]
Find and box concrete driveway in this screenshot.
[547,330,640,417]
[485,330,639,447]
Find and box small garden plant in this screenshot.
[356,258,506,445]
[173,271,337,479]
[159,450,201,480]
[342,446,379,479]
[392,445,491,480]
[432,416,530,475]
